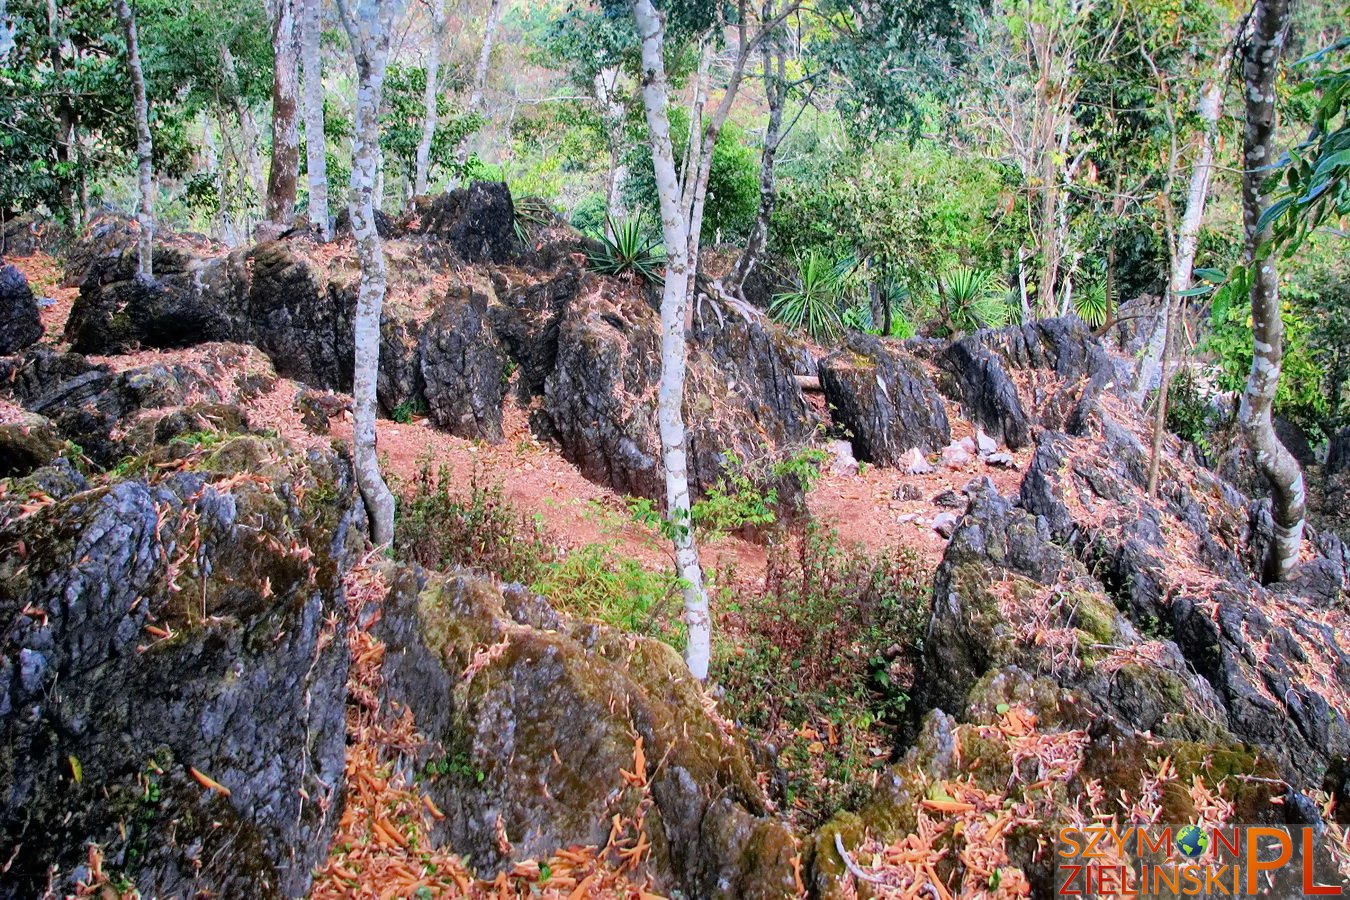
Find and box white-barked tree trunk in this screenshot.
[300,0,330,240]
[114,0,154,279]
[339,0,403,545]
[1239,0,1304,583]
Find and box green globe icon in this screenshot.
[1176,825,1209,860]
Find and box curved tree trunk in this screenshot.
[631,0,711,680]
[114,0,153,280]
[454,0,503,166]
[1240,0,1304,584]
[339,0,403,545]
[266,0,301,227]
[414,0,446,195]
[300,0,330,240]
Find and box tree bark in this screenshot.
[266,0,301,227]
[631,0,712,680]
[300,0,330,239]
[414,0,446,195]
[1134,72,1226,399]
[729,32,787,296]
[114,0,153,280]
[339,0,404,546]
[220,45,267,209]
[594,66,628,232]
[454,0,503,166]
[1240,0,1304,584]
[0,0,15,64]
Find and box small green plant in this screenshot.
[586,213,666,285]
[1164,366,1214,451]
[1073,281,1109,328]
[394,465,554,584]
[533,543,683,644]
[936,266,1013,333]
[390,397,428,424]
[771,250,844,340]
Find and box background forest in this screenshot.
[3,0,1345,446]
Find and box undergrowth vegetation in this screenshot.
[393,462,928,829]
[714,524,930,827]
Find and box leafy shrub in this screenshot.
[394,465,554,585]
[624,114,760,243]
[1164,367,1215,450]
[715,525,929,825]
[533,544,683,644]
[585,214,666,285]
[631,448,827,541]
[570,193,608,235]
[771,251,845,340]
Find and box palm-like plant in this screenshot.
[771,250,844,340]
[1073,281,1109,328]
[586,214,666,285]
[938,267,1013,333]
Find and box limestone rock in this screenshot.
[818,334,950,466]
[0,263,42,353]
[899,447,934,475]
[0,432,359,898]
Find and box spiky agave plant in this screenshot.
[586,214,666,285]
[771,250,844,340]
[1073,281,1110,328]
[938,267,1014,333]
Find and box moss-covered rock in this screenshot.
[371,565,799,898]
[0,433,361,898]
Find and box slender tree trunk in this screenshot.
[221,45,268,207]
[266,0,301,226]
[340,0,403,545]
[0,0,15,63]
[631,0,712,680]
[729,37,786,296]
[595,66,627,233]
[45,0,79,220]
[300,0,330,239]
[454,0,503,166]
[1240,0,1304,584]
[1134,76,1225,399]
[114,0,153,279]
[414,0,446,195]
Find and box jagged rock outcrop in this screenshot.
[0,345,270,468]
[372,564,799,899]
[543,284,817,504]
[930,317,1116,449]
[818,334,950,465]
[419,288,508,440]
[1015,419,1350,786]
[0,215,50,259]
[64,247,244,355]
[0,263,42,354]
[409,182,518,265]
[486,265,583,396]
[0,427,359,899]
